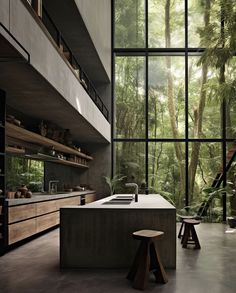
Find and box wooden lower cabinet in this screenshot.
[85,193,96,204]
[9,218,36,245]
[36,212,59,233]
[8,195,81,245]
[57,196,80,209]
[36,200,58,216]
[8,203,36,224]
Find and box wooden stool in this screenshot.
[181,219,201,249]
[178,215,197,239]
[127,230,168,290]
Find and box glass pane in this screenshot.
[115,0,145,48]
[149,0,184,48]
[115,56,145,139]
[226,58,236,138]
[188,56,221,138]
[6,157,44,192]
[115,142,146,193]
[227,142,236,217]
[188,0,221,48]
[149,142,185,209]
[189,142,222,221]
[148,56,185,138]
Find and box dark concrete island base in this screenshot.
[60,194,176,269]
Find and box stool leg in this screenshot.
[132,240,150,290]
[190,225,201,249]
[178,221,184,239]
[182,224,190,248]
[181,223,187,244]
[127,241,144,281]
[150,241,168,284]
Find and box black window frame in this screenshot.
[112,0,236,221]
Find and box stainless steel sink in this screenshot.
[113,196,133,201]
[102,201,132,205]
[102,196,133,205]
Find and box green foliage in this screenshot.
[115,0,145,48]
[153,190,175,206]
[6,156,44,192]
[103,174,126,195]
[114,0,236,222]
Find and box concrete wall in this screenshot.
[74,0,111,80]
[0,0,110,142]
[44,162,86,192]
[96,83,111,122]
[79,143,111,198]
[0,0,10,29]
[1,1,112,196]
[45,143,111,197]
[70,0,112,195]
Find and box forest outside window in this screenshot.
[113,0,236,222]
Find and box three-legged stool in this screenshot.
[181,219,201,249]
[127,229,168,290]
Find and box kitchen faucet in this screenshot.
[48,180,59,194]
[125,183,138,202]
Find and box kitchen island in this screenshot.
[60,194,176,269]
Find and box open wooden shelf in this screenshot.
[51,158,88,169]
[6,146,25,155]
[6,122,93,160]
[6,144,88,168]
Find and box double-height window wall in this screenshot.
[112,0,236,221]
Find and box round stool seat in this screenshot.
[183,219,201,225]
[133,230,164,240]
[179,214,197,220]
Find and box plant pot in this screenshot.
[227,217,236,228]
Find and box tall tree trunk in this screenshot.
[165,0,185,197]
[219,0,226,134]
[226,100,233,140]
[151,92,158,189]
[188,0,210,201]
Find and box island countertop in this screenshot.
[60,194,176,269]
[61,194,175,210]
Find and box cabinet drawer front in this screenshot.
[36,200,58,216]
[8,204,36,223]
[8,218,36,245]
[86,193,96,204]
[57,196,80,209]
[36,212,59,233]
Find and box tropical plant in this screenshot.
[103,174,126,195]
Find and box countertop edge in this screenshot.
[6,190,95,206]
[60,194,176,210]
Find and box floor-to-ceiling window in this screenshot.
[112,0,236,221]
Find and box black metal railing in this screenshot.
[28,2,109,121]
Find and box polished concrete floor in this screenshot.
[0,223,236,293]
